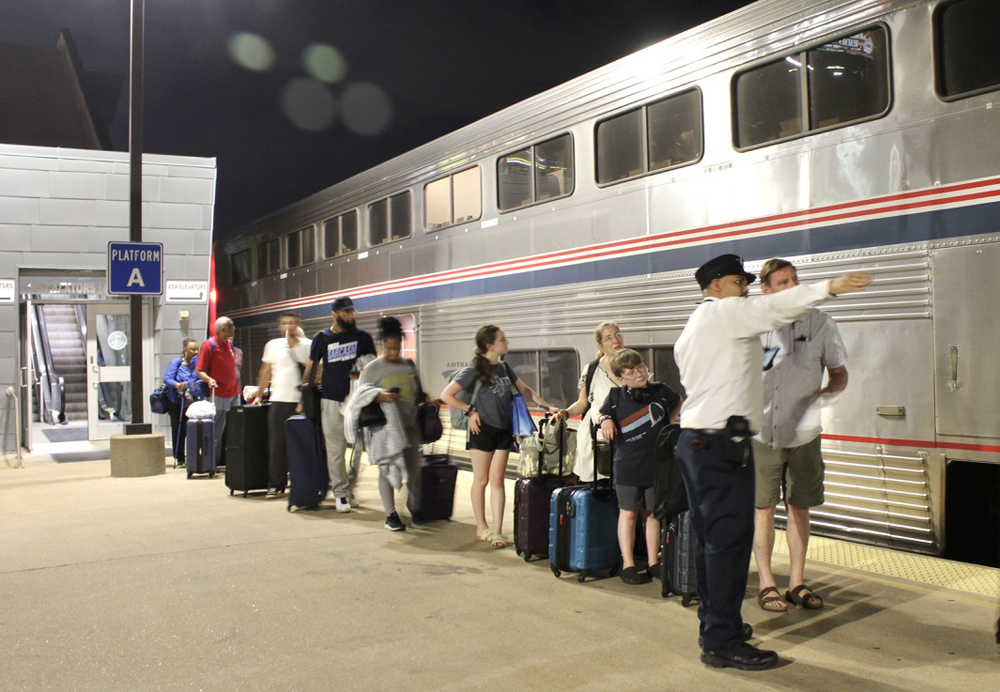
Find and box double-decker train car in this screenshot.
[217,0,1000,563]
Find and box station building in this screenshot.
[0,31,215,455]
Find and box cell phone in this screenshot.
[388,387,400,394]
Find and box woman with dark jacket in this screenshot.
[164,339,198,467]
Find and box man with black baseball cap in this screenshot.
[674,254,870,671]
[303,296,377,511]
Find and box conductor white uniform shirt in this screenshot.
[675,281,834,433]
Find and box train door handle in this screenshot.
[948,345,961,391]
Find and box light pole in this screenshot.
[127,0,147,433]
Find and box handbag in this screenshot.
[510,392,536,437]
[594,437,613,477]
[149,385,169,414]
[418,402,443,443]
[300,383,322,422]
[358,398,387,429]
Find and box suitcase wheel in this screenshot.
[515,547,522,557]
[682,595,694,607]
[578,572,589,583]
[230,489,235,496]
[209,471,215,478]
[242,491,249,497]
[187,471,192,479]
[551,566,561,578]
[523,552,532,562]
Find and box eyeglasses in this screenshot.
[601,332,624,343]
[618,364,648,381]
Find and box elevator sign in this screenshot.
[107,241,164,295]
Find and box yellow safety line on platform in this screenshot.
[773,530,1000,600]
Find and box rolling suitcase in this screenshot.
[549,423,620,582]
[185,417,216,479]
[225,404,270,496]
[660,510,698,605]
[515,414,570,562]
[419,453,458,521]
[285,415,329,511]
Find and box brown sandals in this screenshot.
[785,584,824,609]
[757,586,788,612]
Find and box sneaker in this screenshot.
[348,494,360,508]
[335,497,352,513]
[266,488,279,497]
[384,512,406,532]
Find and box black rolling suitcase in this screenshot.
[653,423,697,603]
[515,415,571,562]
[285,415,329,511]
[225,404,270,496]
[419,453,458,521]
[185,418,216,478]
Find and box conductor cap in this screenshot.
[695,254,757,289]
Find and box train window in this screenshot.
[597,89,703,185]
[231,249,251,284]
[368,198,389,246]
[257,238,280,277]
[389,192,411,241]
[626,346,685,399]
[504,349,579,409]
[647,89,703,171]
[734,26,889,149]
[597,108,643,184]
[286,226,315,269]
[498,147,532,210]
[497,134,573,212]
[424,167,482,231]
[323,211,359,258]
[935,0,1000,99]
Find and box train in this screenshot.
[216,0,1000,564]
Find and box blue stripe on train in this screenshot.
[232,200,1000,327]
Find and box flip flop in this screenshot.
[786,584,824,609]
[757,586,788,612]
[490,534,508,549]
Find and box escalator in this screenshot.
[40,304,87,421]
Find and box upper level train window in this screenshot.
[596,89,702,185]
[257,238,280,277]
[497,133,574,212]
[369,191,411,246]
[935,0,1000,100]
[322,210,358,258]
[425,167,482,230]
[231,249,252,285]
[286,226,315,269]
[734,27,890,149]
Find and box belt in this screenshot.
[682,428,724,437]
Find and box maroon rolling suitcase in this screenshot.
[419,453,458,521]
[514,415,573,562]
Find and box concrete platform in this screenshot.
[1,452,998,692]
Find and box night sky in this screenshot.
[0,0,753,240]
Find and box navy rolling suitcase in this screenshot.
[419,454,458,521]
[285,415,329,511]
[515,415,572,562]
[225,405,270,496]
[548,483,621,581]
[660,510,698,604]
[185,418,216,478]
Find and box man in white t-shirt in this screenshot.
[254,313,312,496]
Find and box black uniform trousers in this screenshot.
[165,398,187,463]
[267,401,299,491]
[675,428,755,652]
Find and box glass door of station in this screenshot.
[86,303,132,440]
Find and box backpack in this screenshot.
[653,423,687,520]
[582,358,601,414]
[448,373,482,430]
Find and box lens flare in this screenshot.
[227,32,276,72]
[341,82,392,136]
[303,44,348,84]
[281,78,338,132]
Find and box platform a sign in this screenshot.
[107,241,164,296]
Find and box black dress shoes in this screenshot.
[700,643,778,671]
[698,622,753,648]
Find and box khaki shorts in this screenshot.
[753,436,825,508]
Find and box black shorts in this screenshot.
[468,421,514,453]
[616,484,656,512]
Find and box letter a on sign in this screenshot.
[127,268,145,287]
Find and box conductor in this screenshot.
[673,254,870,671]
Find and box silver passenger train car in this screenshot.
[218,0,1000,563]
